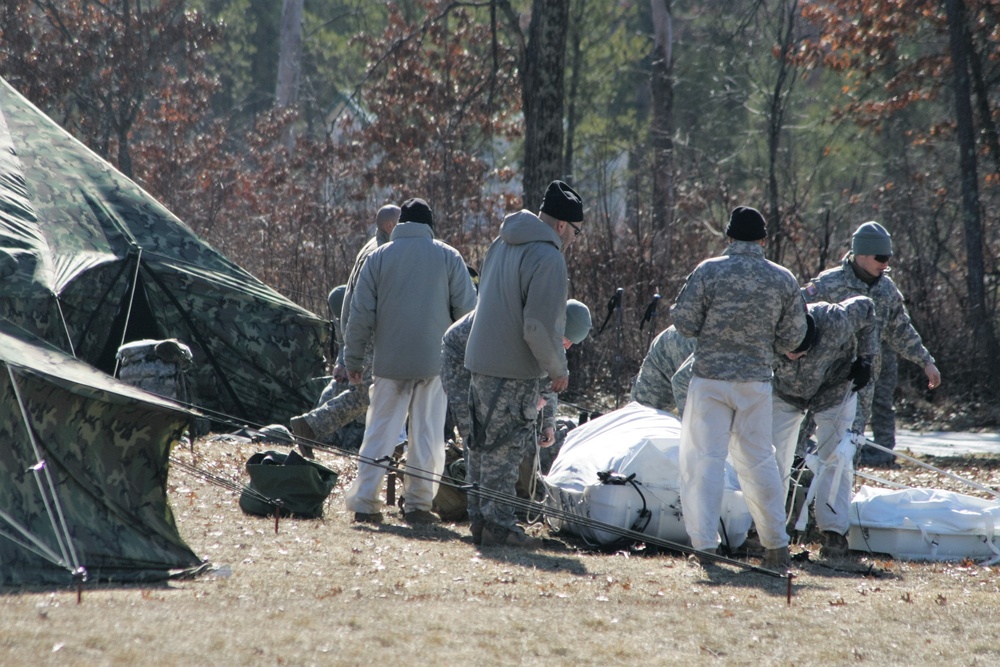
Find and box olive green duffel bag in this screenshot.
[239,449,338,518]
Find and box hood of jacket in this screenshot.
[390,221,434,241]
[498,210,563,250]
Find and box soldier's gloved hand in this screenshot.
[847,356,872,392]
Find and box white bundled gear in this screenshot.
[848,486,1000,564]
[542,402,753,549]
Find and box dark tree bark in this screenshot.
[649,0,674,270]
[276,0,303,152]
[965,28,1000,177]
[765,0,799,264]
[498,0,570,210]
[944,0,1000,378]
[562,0,586,185]
[276,0,303,108]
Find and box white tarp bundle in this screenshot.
[848,485,1000,563]
[541,401,753,548]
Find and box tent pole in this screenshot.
[0,509,68,567]
[112,249,144,378]
[7,366,82,574]
[53,297,76,357]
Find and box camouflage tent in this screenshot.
[0,319,205,585]
[0,76,327,426]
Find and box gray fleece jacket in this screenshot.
[344,222,476,379]
[465,210,568,380]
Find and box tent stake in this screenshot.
[273,500,284,535]
[74,567,87,605]
[786,572,794,605]
[386,471,396,507]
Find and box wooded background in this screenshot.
[2,0,998,423]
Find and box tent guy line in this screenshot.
[176,402,792,580]
[179,392,1000,578]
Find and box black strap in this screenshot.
[597,470,652,534]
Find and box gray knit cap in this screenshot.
[328,285,346,320]
[565,299,592,344]
[852,221,892,256]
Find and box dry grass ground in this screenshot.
[3,435,1000,666]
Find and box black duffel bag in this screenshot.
[238,449,338,518]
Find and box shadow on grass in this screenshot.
[349,519,590,575]
[0,569,206,598]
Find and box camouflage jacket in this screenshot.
[773,296,878,412]
[335,228,390,367]
[630,325,696,411]
[441,311,475,404]
[442,310,556,431]
[802,255,934,369]
[670,241,807,382]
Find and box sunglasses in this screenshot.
[567,220,584,237]
[874,254,891,263]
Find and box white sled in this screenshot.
[848,485,1000,564]
[541,402,753,548]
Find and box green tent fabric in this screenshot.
[0,76,327,426]
[0,318,206,586]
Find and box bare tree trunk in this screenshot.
[765,0,798,264]
[276,0,303,152]
[563,0,586,185]
[521,0,570,209]
[945,0,1000,379]
[494,0,569,207]
[649,0,674,271]
[965,28,1000,176]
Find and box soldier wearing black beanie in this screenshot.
[726,206,767,242]
[540,180,584,223]
[399,198,434,227]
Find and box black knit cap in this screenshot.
[540,180,584,223]
[792,313,816,354]
[399,198,434,226]
[726,206,767,242]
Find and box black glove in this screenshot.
[847,356,872,393]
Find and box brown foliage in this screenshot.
[340,2,522,255]
[0,0,218,178]
[3,1,999,416]
[792,0,1000,398]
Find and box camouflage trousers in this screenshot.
[441,365,472,443]
[317,378,350,406]
[303,380,370,442]
[861,345,898,464]
[466,373,540,530]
